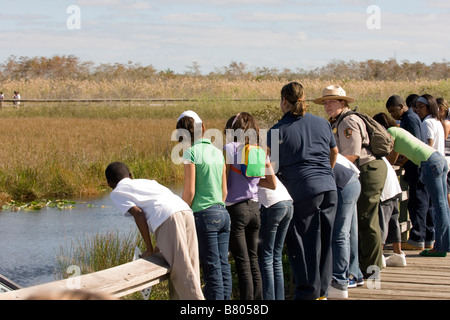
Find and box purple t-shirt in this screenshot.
[224,142,260,205]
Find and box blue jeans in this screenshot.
[420,152,450,252]
[194,204,232,300]
[332,173,361,290]
[258,200,293,300]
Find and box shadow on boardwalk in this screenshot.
[346,249,450,300]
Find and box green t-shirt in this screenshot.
[183,138,225,212]
[387,127,435,166]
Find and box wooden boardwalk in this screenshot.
[347,249,450,300]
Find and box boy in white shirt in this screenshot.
[105,162,204,300]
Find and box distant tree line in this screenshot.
[1,55,449,81]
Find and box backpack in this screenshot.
[337,110,394,158]
[230,145,266,177]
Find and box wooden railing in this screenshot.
[0,167,412,300]
[0,98,280,104]
[0,252,170,300]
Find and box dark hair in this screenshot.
[281,82,307,117]
[406,94,419,109]
[386,95,404,109]
[176,116,197,144]
[105,162,130,185]
[224,115,236,132]
[373,112,397,130]
[420,94,440,119]
[227,112,261,146]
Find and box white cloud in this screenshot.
[161,13,223,22]
[76,0,152,10]
[154,0,287,5]
[1,1,449,73]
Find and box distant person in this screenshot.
[386,95,433,251]
[373,116,450,257]
[268,82,338,300]
[0,91,4,108]
[105,162,204,300]
[176,110,232,300]
[13,91,20,107]
[315,85,387,277]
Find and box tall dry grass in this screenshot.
[0,77,449,200]
[2,77,449,101]
[0,117,185,200]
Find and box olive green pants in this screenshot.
[357,159,387,276]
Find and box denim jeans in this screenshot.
[258,200,293,300]
[405,161,435,247]
[194,204,232,300]
[227,200,262,300]
[285,190,337,300]
[332,173,361,290]
[349,201,363,280]
[420,152,450,252]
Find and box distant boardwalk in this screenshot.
[347,249,450,300]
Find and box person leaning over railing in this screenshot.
[374,113,450,257]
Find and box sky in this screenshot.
[0,0,449,74]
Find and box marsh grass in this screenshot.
[55,229,170,300]
[0,78,449,200]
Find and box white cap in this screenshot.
[177,110,202,124]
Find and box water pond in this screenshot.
[0,183,183,288]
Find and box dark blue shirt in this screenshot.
[267,112,337,202]
[401,108,426,143]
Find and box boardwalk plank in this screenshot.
[347,250,450,300]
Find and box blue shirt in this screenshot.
[401,108,426,143]
[268,112,337,202]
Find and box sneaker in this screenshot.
[425,241,435,249]
[348,276,364,288]
[385,251,407,267]
[402,242,424,250]
[328,286,348,299]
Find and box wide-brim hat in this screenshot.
[313,85,355,105]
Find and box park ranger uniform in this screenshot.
[331,107,387,276]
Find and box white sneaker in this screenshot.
[327,285,348,299]
[385,251,407,267]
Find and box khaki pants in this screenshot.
[155,210,204,300]
[357,159,387,275]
